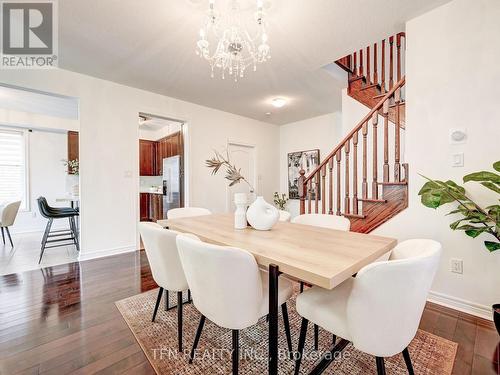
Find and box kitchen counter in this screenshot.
[139,189,163,195]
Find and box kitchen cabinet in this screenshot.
[155,131,182,175]
[139,140,157,176]
[67,131,79,174]
[139,193,163,222]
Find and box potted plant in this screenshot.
[62,158,79,196]
[418,161,499,334]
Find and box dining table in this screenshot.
[166,213,397,375]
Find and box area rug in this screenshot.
[116,288,457,374]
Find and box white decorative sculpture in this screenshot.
[246,196,279,231]
[233,193,248,229]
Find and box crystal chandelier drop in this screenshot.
[196,0,271,81]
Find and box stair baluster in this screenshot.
[383,100,389,182]
[307,179,312,214]
[366,45,371,85]
[314,173,319,214]
[372,112,378,199]
[397,33,403,82]
[394,88,401,181]
[359,49,363,76]
[362,122,368,199]
[352,132,359,215]
[381,39,386,93]
[353,52,357,76]
[328,159,334,215]
[336,150,341,216]
[389,36,394,90]
[321,165,326,214]
[344,141,350,215]
[373,43,378,85]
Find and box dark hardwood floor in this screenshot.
[0,251,498,374]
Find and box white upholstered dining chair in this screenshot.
[291,213,351,349]
[278,210,291,222]
[291,213,350,231]
[138,222,192,352]
[176,234,294,374]
[294,239,442,375]
[167,207,211,219]
[0,200,21,247]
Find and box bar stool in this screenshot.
[37,197,79,264]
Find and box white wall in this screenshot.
[0,69,280,260]
[374,0,500,318]
[10,129,71,233]
[279,113,342,217]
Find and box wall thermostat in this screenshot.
[450,128,467,144]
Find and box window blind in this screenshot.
[0,129,26,209]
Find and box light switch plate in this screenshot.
[451,153,464,167]
[451,259,463,274]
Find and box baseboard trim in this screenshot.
[428,290,493,321]
[78,245,137,262]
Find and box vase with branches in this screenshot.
[273,192,288,210]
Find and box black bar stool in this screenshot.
[37,197,80,264]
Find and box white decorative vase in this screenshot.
[246,196,279,231]
[234,193,248,230]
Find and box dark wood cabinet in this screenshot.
[139,193,163,222]
[154,131,182,175]
[139,140,157,176]
[67,131,79,174]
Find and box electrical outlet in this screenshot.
[450,259,463,274]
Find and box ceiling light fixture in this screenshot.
[271,98,286,108]
[196,0,271,81]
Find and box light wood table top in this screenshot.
[166,213,397,289]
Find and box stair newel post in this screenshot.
[298,169,306,215]
[352,132,359,215]
[394,88,401,181]
[373,42,378,85]
[336,150,341,216]
[321,165,326,214]
[389,36,394,90]
[314,173,319,214]
[383,100,390,182]
[353,52,357,76]
[344,140,350,215]
[381,39,386,93]
[359,49,363,77]
[328,158,334,215]
[307,180,312,214]
[371,112,379,199]
[366,45,371,84]
[396,33,402,82]
[362,122,368,199]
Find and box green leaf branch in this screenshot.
[418,161,500,252]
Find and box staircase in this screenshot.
[299,33,408,233]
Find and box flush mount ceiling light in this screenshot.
[271,98,286,108]
[196,0,271,81]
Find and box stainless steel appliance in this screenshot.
[162,155,182,218]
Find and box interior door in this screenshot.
[225,142,256,212]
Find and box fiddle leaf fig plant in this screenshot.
[418,161,500,252]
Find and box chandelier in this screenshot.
[196,0,271,81]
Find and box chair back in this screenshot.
[346,239,441,357]
[138,222,188,292]
[278,210,291,222]
[37,197,52,219]
[176,234,263,330]
[167,207,211,220]
[291,214,350,231]
[1,201,21,227]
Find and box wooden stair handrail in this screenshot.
[303,76,405,184]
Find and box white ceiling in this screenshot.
[59,0,450,125]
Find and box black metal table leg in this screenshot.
[268,264,279,375]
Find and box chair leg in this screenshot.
[300,281,304,293]
[376,357,386,375]
[281,303,293,357]
[165,289,169,310]
[402,347,415,375]
[152,287,164,322]
[71,217,80,251]
[332,334,336,345]
[1,227,5,244]
[294,318,309,375]
[188,289,192,303]
[39,219,53,264]
[314,324,319,350]
[189,315,206,364]
[5,227,13,247]
[177,291,183,352]
[232,329,239,375]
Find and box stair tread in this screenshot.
[361,83,380,91]
[372,92,388,99]
[377,181,408,185]
[343,213,366,219]
[389,101,405,108]
[358,198,387,203]
[349,75,366,83]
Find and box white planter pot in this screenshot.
[234,193,248,230]
[246,196,279,231]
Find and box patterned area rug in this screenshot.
[116,288,457,374]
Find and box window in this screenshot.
[0,128,28,210]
